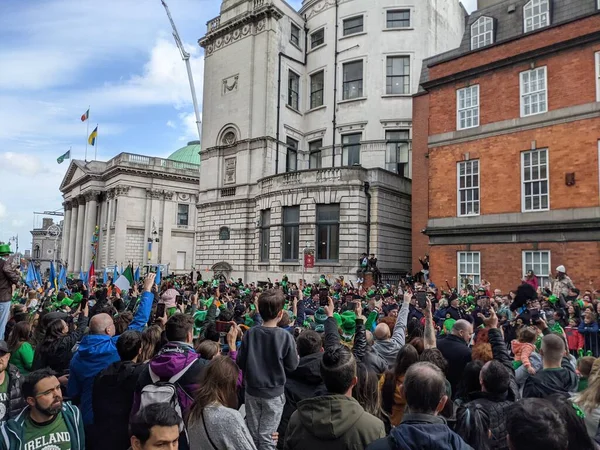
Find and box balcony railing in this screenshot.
[207,17,220,32]
[106,153,199,173]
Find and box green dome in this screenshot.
[167,141,201,165]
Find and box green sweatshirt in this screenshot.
[9,343,33,376]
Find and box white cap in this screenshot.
[556,265,566,273]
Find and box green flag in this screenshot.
[57,149,71,164]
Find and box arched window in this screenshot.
[219,226,230,240]
[524,0,549,32]
[33,245,40,259]
[471,17,493,50]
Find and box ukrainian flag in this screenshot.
[88,125,98,146]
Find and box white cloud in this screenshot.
[177,111,202,142]
[166,120,176,129]
[0,202,7,221]
[11,219,24,228]
[0,152,45,176]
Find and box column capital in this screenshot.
[146,188,163,199]
[72,197,80,208]
[63,201,72,211]
[84,190,101,202]
[115,185,130,197]
[107,189,116,200]
[164,191,174,201]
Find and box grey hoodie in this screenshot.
[372,300,410,368]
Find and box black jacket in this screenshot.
[277,352,325,449]
[460,392,512,450]
[0,260,19,303]
[487,328,519,401]
[436,335,472,397]
[354,318,388,375]
[91,360,146,450]
[3,365,25,422]
[32,313,89,375]
[522,357,577,398]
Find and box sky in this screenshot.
[0,0,476,252]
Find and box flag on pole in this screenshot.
[103,267,108,285]
[25,264,36,288]
[134,266,140,283]
[120,263,124,275]
[114,265,134,292]
[34,265,42,288]
[58,265,66,289]
[81,109,90,122]
[88,126,98,146]
[88,261,96,289]
[50,261,57,291]
[155,265,161,285]
[113,265,118,281]
[57,149,71,164]
[79,268,85,284]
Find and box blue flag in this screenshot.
[120,263,124,276]
[113,265,118,281]
[58,266,66,289]
[103,267,108,285]
[34,265,42,288]
[155,265,161,285]
[25,264,36,288]
[49,261,57,290]
[134,266,140,282]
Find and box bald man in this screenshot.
[68,274,155,429]
[372,292,410,368]
[523,333,577,398]
[436,319,472,397]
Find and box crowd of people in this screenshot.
[0,240,599,449]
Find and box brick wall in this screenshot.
[430,241,600,294]
[429,118,600,218]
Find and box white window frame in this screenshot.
[386,9,411,29]
[342,59,364,100]
[521,149,550,212]
[522,251,551,288]
[457,160,480,217]
[310,27,325,50]
[524,0,550,32]
[520,67,547,117]
[458,252,481,288]
[290,23,301,47]
[456,85,480,130]
[471,16,494,50]
[288,70,300,111]
[385,55,411,95]
[596,52,600,102]
[342,15,364,36]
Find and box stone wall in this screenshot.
[125,228,145,265]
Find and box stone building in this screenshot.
[412,0,600,292]
[59,142,200,274]
[196,0,465,282]
[30,218,63,275]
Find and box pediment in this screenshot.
[59,161,89,191]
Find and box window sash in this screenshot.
[386,10,410,28]
[290,24,300,46]
[343,61,363,100]
[386,56,410,95]
[288,71,300,110]
[458,252,481,287]
[309,139,323,169]
[177,204,189,226]
[524,0,549,32]
[523,251,551,288]
[317,205,340,261]
[311,28,325,48]
[457,85,480,130]
[282,206,300,261]
[522,149,549,211]
[457,160,480,216]
[342,134,361,166]
[310,71,324,109]
[259,210,271,262]
[286,138,298,172]
[343,16,364,36]
[385,130,410,175]
[520,67,547,117]
[471,17,493,49]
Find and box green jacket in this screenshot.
[0,402,84,450]
[284,395,385,450]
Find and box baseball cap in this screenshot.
[0,341,9,354]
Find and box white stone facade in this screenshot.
[196,0,464,282]
[30,218,63,276]
[59,154,200,274]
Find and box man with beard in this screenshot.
[0,368,85,450]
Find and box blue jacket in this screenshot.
[367,414,473,450]
[68,290,152,425]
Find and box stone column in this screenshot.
[161,191,175,266]
[113,185,130,266]
[61,202,72,268]
[82,191,99,271]
[73,197,86,272]
[104,190,115,269]
[67,198,79,273]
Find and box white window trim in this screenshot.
[456,85,480,130]
[524,0,550,32]
[384,54,412,96]
[342,14,365,37]
[308,68,326,111]
[310,27,326,51]
[457,251,481,288]
[287,69,301,111]
[520,66,548,118]
[290,22,301,48]
[340,56,367,102]
[456,160,480,217]
[521,148,550,213]
[471,16,494,50]
[522,250,551,287]
[385,8,411,30]
[596,52,600,102]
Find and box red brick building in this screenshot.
[413,0,600,293]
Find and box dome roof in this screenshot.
[167,140,201,165]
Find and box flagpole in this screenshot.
[95,124,98,160]
[85,106,90,162]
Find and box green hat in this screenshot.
[340,311,356,342]
[0,244,12,256]
[314,307,327,333]
[303,287,312,297]
[61,297,74,307]
[333,312,342,328]
[443,318,456,335]
[71,293,83,304]
[244,314,255,327]
[194,310,207,328]
[367,289,376,298]
[548,295,558,304]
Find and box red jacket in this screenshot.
[565,326,584,351]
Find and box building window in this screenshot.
[386,9,410,28]
[177,204,189,226]
[342,133,361,166]
[385,130,410,176]
[342,60,363,100]
[112,199,118,223]
[309,139,323,169]
[288,70,300,110]
[524,0,549,32]
[457,85,480,130]
[310,70,324,109]
[343,15,364,36]
[33,245,40,259]
[520,67,547,117]
[458,252,481,287]
[471,16,494,50]
[282,206,300,262]
[522,149,549,211]
[290,23,300,47]
[310,28,325,48]
[523,251,551,288]
[219,226,230,240]
[259,209,271,262]
[317,204,340,262]
[286,137,298,172]
[457,160,480,216]
[176,251,186,270]
[386,56,410,95]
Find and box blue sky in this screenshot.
[0,0,475,251]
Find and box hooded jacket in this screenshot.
[277,352,326,449]
[372,301,409,368]
[522,356,578,398]
[67,290,153,425]
[366,414,473,450]
[2,365,25,422]
[284,395,385,450]
[0,402,84,450]
[0,260,19,303]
